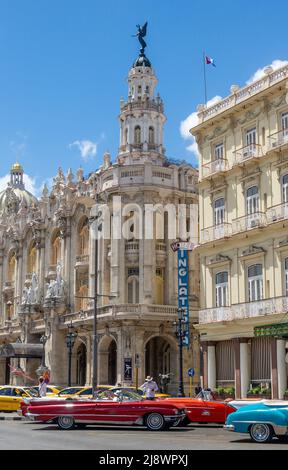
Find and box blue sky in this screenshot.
[0,0,287,194]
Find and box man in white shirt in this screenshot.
[140,376,159,400]
[38,376,47,397]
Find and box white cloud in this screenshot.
[246,59,288,84]
[0,173,38,196]
[180,96,222,159]
[70,139,97,161]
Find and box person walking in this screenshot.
[38,376,47,397]
[140,376,158,400]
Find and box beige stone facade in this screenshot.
[0,51,199,394]
[191,64,288,399]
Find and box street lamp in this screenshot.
[173,308,186,397]
[65,322,78,387]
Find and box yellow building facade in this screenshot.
[192,64,288,399]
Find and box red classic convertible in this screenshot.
[162,397,236,425]
[25,390,186,431]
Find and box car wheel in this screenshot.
[145,413,165,431]
[57,416,75,430]
[249,423,274,443]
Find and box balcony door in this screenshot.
[248,264,263,302]
[215,271,229,307]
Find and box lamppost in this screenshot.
[173,308,186,397]
[65,322,78,387]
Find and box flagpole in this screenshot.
[203,50,207,105]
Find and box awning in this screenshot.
[0,343,43,358]
[254,322,288,338]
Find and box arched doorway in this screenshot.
[76,343,87,386]
[98,336,117,385]
[145,336,176,381]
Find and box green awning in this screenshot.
[254,322,288,337]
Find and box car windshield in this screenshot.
[24,387,38,397]
[95,390,143,402]
[58,387,83,396]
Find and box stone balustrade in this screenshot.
[202,158,228,179]
[232,212,267,233]
[200,223,232,244]
[199,296,288,324]
[197,65,288,123]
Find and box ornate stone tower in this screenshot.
[118,46,166,165]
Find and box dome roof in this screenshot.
[0,186,38,216]
[11,162,23,172]
[133,53,151,68]
[0,163,38,216]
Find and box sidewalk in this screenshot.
[0,412,24,421]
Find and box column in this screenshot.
[207,342,216,390]
[240,339,251,398]
[277,339,287,399]
[234,339,241,399]
[270,337,278,399]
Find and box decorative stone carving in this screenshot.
[45,262,66,301]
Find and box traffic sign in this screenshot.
[188,368,195,377]
[170,241,195,252]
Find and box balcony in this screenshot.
[200,223,232,244]
[75,254,89,272]
[199,307,232,324]
[266,202,288,224]
[202,159,228,179]
[233,144,263,166]
[268,128,288,151]
[199,296,288,324]
[232,212,267,234]
[60,304,179,326]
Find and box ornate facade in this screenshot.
[0,49,199,393]
[192,63,288,399]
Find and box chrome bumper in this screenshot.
[164,413,186,423]
[224,424,235,432]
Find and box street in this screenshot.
[0,420,287,450]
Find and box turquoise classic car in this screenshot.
[224,400,288,443]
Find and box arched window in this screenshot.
[284,258,288,296]
[214,198,225,225]
[215,272,229,307]
[8,253,16,282]
[149,126,155,145]
[134,126,141,145]
[79,219,89,256]
[246,186,259,215]
[51,231,61,265]
[155,269,164,305]
[27,242,37,274]
[128,276,139,304]
[282,174,288,204]
[248,264,263,302]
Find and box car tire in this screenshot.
[145,413,166,431]
[249,423,274,443]
[57,416,75,430]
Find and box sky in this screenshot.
[0,0,287,195]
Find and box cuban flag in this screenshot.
[205,55,216,67]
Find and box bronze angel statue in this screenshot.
[134,22,148,53]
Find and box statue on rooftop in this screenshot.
[133,22,148,54]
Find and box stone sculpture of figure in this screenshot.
[133,22,148,53]
[45,279,56,299]
[22,285,30,304]
[30,273,39,304]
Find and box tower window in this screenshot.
[149,127,155,145]
[134,126,141,145]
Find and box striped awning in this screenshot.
[254,323,288,337]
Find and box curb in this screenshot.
[0,415,24,421]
